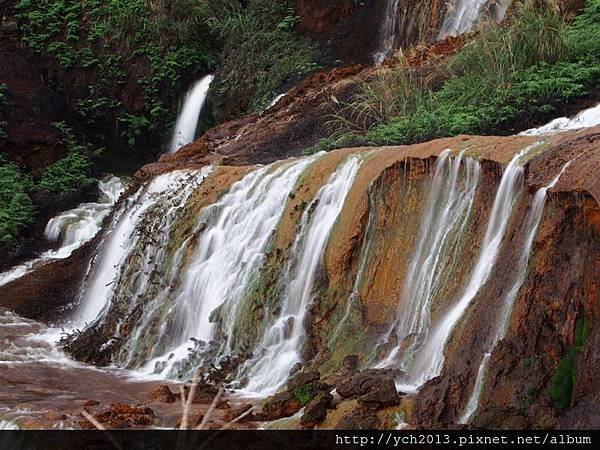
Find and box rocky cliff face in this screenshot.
[3,125,598,429]
[1,0,598,431]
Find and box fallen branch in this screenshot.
[81,410,123,450]
[195,386,224,430]
[180,368,201,430]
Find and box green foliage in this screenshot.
[38,151,93,193]
[0,83,7,139]
[15,0,320,146]
[0,156,34,243]
[37,123,94,193]
[549,316,591,411]
[548,350,575,410]
[210,0,319,113]
[574,316,590,351]
[15,0,215,149]
[566,0,600,62]
[331,0,600,148]
[293,384,314,407]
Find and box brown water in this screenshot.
[0,309,252,429]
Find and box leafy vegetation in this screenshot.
[15,0,320,149]
[0,121,96,253]
[548,316,590,410]
[0,83,7,139]
[208,0,319,115]
[5,0,320,256]
[0,156,34,244]
[325,0,600,149]
[15,0,214,151]
[293,383,316,407]
[37,122,95,194]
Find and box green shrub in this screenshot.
[567,0,600,62]
[15,0,215,149]
[210,0,319,114]
[549,350,575,410]
[549,316,591,410]
[293,384,314,407]
[332,0,600,148]
[38,151,93,193]
[0,156,34,243]
[37,122,94,193]
[0,83,6,139]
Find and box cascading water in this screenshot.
[238,155,362,397]
[73,169,212,328]
[132,155,322,376]
[169,75,214,153]
[389,144,536,390]
[520,103,600,136]
[377,150,480,371]
[459,160,573,423]
[374,0,400,64]
[0,176,125,287]
[438,0,511,40]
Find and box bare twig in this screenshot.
[219,405,256,430]
[194,404,257,450]
[180,368,201,430]
[195,386,224,430]
[81,410,123,450]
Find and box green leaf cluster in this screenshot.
[548,316,591,410]
[0,156,34,243]
[330,0,600,148]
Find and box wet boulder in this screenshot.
[343,354,360,371]
[81,402,155,429]
[260,391,302,421]
[287,369,321,391]
[336,369,401,409]
[335,412,382,430]
[147,384,177,403]
[300,392,333,428]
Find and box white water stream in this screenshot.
[438,0,511,40]
[398,145,531,389]
[378,144,540,392]
[238,155,362,397]
[459,160,573,423]
[375,0,400,64]
[73,169,211,328]
[0,177,125,287]
[377,150,480,372]
[520,103,600,136]
[139,155,322,376]
[169,75,214,153]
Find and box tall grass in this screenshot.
[327,0,597,147]
[447,0,567,89]
[329,53,430,138]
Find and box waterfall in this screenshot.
[377,150,480,372]
[169,75,214,153]
[238,155,362,397]
[393,144,535,390]
[438,0,511,40]
[374,0,400,64]
[0,176,125,287]
[459,160,573,424]
[135,155,322,375]
[73,168,212,328]
[520,103,600,136]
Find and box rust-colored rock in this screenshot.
[301,392,333,428]
[81,402,155,429]
[148,385,177,404]
[260,391,302,421]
